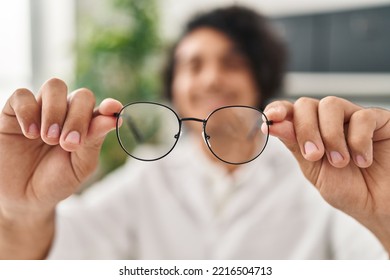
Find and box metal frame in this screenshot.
[115,102,272,165]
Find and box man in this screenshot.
[0,6,389,259]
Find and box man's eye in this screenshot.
[188,61,201,73]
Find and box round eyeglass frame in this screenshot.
[115,101,273,165]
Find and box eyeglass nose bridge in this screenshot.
[180,117,209,145]
[180,117,205,123]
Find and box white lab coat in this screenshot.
[48,136,387,259]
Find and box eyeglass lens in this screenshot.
[205,106,268,164]
[117,103,180,161]
[116,103,269,164]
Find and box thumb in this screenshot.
[87,98,123,145]
[64,98,123,185]
[263,101,312,163]
[263,101,297,148]
[263,101,324,183]
[268,120,303,159]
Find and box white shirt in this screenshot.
[48,136,387,259]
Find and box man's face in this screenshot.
[172,27,260,121]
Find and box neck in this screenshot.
[194,137,240,174]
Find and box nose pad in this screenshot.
[202,131,211,147]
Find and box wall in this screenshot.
[1,0,390,108]
[158,0,390,108]
[158,0,390,40]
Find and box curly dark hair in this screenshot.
[162,5,287,109]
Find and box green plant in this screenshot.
[75,0,162,178]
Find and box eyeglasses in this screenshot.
[115,102,272,165]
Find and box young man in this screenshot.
[0,6,389,259]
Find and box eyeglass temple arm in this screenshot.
[114,112,144,142]
[246,119,273,139]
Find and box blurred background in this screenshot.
[1,0,390,181]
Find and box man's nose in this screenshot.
[200,64,224,89]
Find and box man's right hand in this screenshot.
[0,78,122,259]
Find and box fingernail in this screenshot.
[356,155,366,166]
[304,141,318,155]
[28,123,39,135]
[65,131,80,144]
[47,123,60,138]
[330,151,344,164]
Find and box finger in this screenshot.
[293,97,325,161]
[263,100,296,144]
[318,97,362,168]
[347,108,389,168]
[59,98,122,183]
[370,107,390,142]
[59,88,96,152]
[93,98,122,118]
[1,88,41,139]
[88,98,123,140]
[37,78,68,145]
[263,100,294,122]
